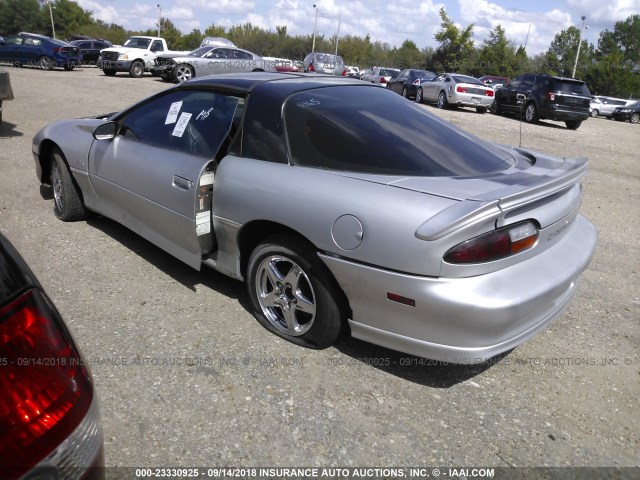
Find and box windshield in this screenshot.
[189,46,213,57]
[124,37,152,49]
[284,86,514,177]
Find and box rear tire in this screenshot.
[565,120,582,130]
[415,87,423,104]
[630,112,639,124]
[490,99,500,114]
[63,64,75,71]
[50,148,87,221]
[590,109,599,118]
[103,69,116,76]
[402,86,408,98]
[246,235,346,349]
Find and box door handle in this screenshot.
[172,175,192,190]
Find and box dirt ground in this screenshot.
[0,66,638,472]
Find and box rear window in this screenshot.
[379,69,399,77]
[553,80,590,96]
[452,75,484,85]
[284,86,514,177]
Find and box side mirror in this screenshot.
[93,121,117,140]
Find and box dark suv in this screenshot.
[69,38,112,65]
[492,73,591,129]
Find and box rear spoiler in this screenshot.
[416,156,589,241]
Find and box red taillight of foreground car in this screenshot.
[456,85,467,93]
[0,289,100,479]
[444,221,538,264]
[547,90,556,102]
[380,77,387,84]
[413,79,421,85]
[308,63,315,72]
[485,89,494,97]
[341,69,347,77]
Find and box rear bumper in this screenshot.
[320,214,597,363]
[539,105,589,122]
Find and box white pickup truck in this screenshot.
[98,36,190,77]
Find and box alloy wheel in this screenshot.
[255,255,316,337]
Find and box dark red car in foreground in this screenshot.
[0,233,104,479]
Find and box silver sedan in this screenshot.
[32,73,596,364]
[161,46,275,83]
[417,73,496,113]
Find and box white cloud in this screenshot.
[566,0,640,26]
[457,0,574,54]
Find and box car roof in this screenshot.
[185,72,365,95]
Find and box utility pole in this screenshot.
[571,16,588,78]
[157,4,162,38]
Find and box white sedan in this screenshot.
[416,73,495,113]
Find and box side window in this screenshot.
[24,37,41,47]
[509,77,522,89]
[151,40,164,52]
[519,75,535,90]
[5,36,23,46]
[121,90,244,158]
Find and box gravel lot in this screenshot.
[0,67,638,471]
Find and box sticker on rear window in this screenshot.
[172,112,192,137]
[165,101,183,125]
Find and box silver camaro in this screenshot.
[32,73,597,363]
[417,73,496,113]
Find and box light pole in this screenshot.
[45,1,56,39]
[157,4,166,37]
[334,13,341,58]
[571,15,588,78]
[312,4,319,53]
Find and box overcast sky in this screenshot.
[75,0,639,55]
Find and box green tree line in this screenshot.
[1,1,638,97]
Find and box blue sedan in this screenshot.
[0,32,81,70]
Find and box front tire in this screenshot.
[50,148,87,221]
[524,102,539,123]
[174,63,194,83]
[630,112,639,124]
[129,60,144,78]
[590,109,599,118]
[246,235,345,349]
[415,87,423,104]
[490,98,500,114]
[437,91,448,109]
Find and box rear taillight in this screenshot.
[52,47,62,53]
[456,85,467,93]
[341,69,347,76]
[485,90,494,97]
[0,289,101,479]
[413,79,420,85]
[308,63,315,72]
[380,77,386,83]
[547,90,556,102]
[444,221,538,264]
